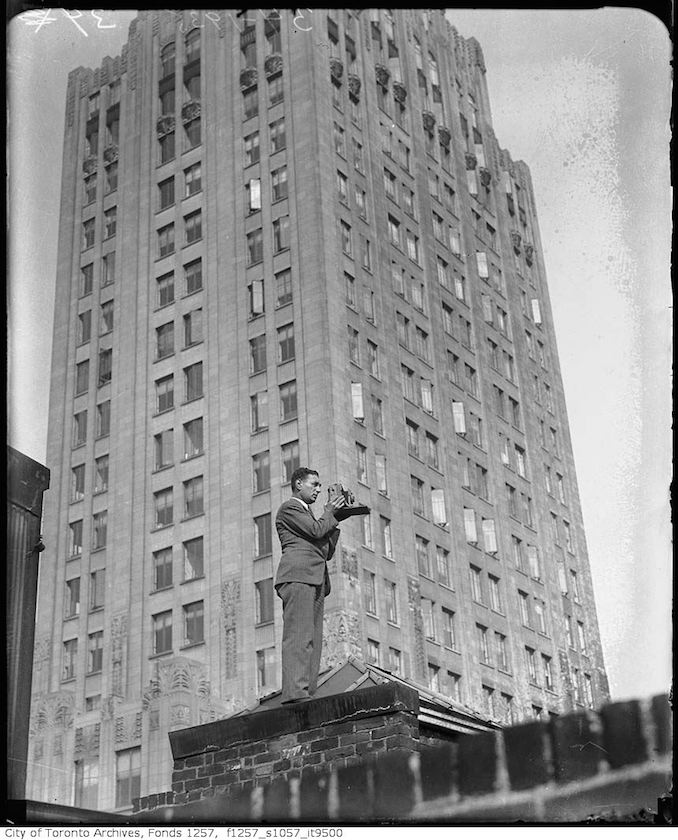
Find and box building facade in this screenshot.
[27,8,609,812]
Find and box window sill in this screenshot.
[152,523,174,532]
[155,353,176,364]
[64,613,79,622]
[255,620,275,628]
[181,576,205,585]
[181,513,205,523]
[151,585,173,595]
[149,651,174,661]
[182,452,204,463]
[182,396,204,406]
[180,641,205,651]
[89,606,104,614]
[153,464,174,475]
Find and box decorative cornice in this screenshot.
[156,114,175,138]
[239,66,258,91]
[264,53,283,78]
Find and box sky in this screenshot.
[7,9,672,703]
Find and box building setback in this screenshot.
[27,8,609,812]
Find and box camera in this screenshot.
[327,483,370,521]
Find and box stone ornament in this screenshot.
[348,73,362,97]
[465,152,478,170]
[182,100,201,123]
[479,166,492,187]
[265,53,283,78]
[393,80,407,103]
[422,110,436,133]
[438,125,451,147]
[239,67,258,91]
[510,230,522,251]
[330,57,344,81]
[375,63,390,87]
[103,144,119,165]
[82,155,98,175]
[524,244,534,265]
[156,115,175,138]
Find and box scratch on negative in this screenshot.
[571,741,608,752]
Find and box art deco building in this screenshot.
[27,8,609,812]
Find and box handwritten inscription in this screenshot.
[20,9,117,35]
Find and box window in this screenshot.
[156,322,174,360]
[96,349,112,387]
[152,610,172,655]
[184,117,201,150]
[281,440,300,484]
[158,223,174,258]
[254,513,272,558]
[184,476,204,517]
[270,117,286,152]
[385,579,398,624]
[74,758,99,810]
[442,302,454,336]
[158,177,174,210]
[104,207,117,238]
[154,428,174,470]
[279,380,297,422]
[277,323,295,363]
[388,215,401,248]
[84,175,96,205]
[69,520,83,556]
[115,748,141,810]
[411,475,425,516]
[243,86,258,120]
[363,570,377,614]
[470,565,483,603]
[268,73,284,106]
[415,535,430,577]
[160,41,175,77]
[421,598,436,641]
[92,510,107,549]
[75,361,89,396]
[183,417,203,459]
[184,362,203,401]
[348,326,360,365]
[256,647,276,692]
[83,219,95,250]
[518,590,530,626]
[384,168,397,200]
[94,455,108,494]
[100,299,114,334]
[271,165,288,201]
[275,268,292,306]
[488,575,502,612]
[273,215,290,252]
[184,210,202,245]
[463,508,478,544]
[495,632,509,672]
[184,309,203,347]
[252,451,270,493]
[154,487,173,527]
[353,138,364,172]
[157,272,174,308]
[249,335,266,374]
[570,569,581,602]
[402,185,415,216]
[340,220,352,256]
[249,391,268,433]
[355,443,367,484]
[441,608,456,649]
[476,623,490,664]
[156,374,174,413]
[482,518,497,552]
[255,579,274,625]
[406,230,419,263]
[183,601,204,646]
[87,631,103,674]
[153,547,173,590]
[375,453,387,494]
[360,236,372,271]
[78,310,92,344]
[525,646,538,684]
[159,85,175,116]
[62,639,78,681]
[159,131,175,164]
[381,516,393,558]
[65,577,80,617]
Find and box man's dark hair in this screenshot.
[290,467,318,491]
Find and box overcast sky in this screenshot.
[7,9,672,702]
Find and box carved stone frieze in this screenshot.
[510,230,522,252]
[341,546,358,579]
[82,155,98,175]
[330,57,344,82]
[422,110,436,133]
[265,53,283,78]
[30,691,75,735]
[375,63,390,88]
[392,80,407,103]
[103,144,119,165]
[347,74,361,98]
[321,609,362,670]
[156,114,175,138]
[438,125,451,147]
[240,67,258,91]
[524,243,534,265]
[465,152,477,170]
[181,100,201,124]
[142,657,211,709]
[478,166,492,187]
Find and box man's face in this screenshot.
[297,474,321,505]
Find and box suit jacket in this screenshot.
[274,498,340,595]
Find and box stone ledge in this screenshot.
[169,682,420,760]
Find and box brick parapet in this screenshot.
[134,692,672,823]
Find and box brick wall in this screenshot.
[134,690,672,824]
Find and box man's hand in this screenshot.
[327,493,347,511]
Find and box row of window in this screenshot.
[153,475,204,527]
[155,309,203,359]
[251,441,300,494]
[64,570,105,617]
[248,323,294,373]
[153,417,204,469]
[82,208,116,249]
[73,401,110,447]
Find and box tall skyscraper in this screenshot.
[27,9,609,812]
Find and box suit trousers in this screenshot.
[277,581,325,702]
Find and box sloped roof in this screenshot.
[241,656,499,736]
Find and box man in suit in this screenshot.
[275,467,346,703]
